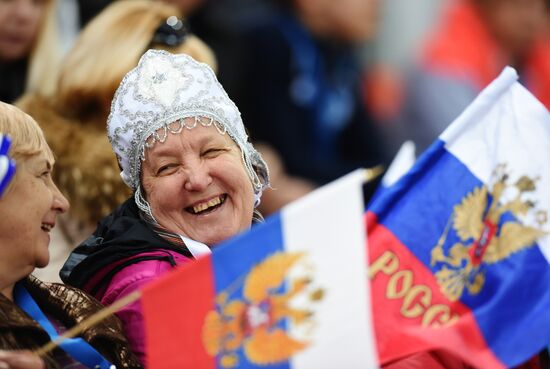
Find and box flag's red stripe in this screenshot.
[366,211,505,369]
[142,256,217,369]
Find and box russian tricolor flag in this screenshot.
[368,67,550,368]
[137,67,550,369]
[141,170,379,369]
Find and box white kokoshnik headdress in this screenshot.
[107,50,269,209]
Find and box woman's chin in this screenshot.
[34,255,50,269]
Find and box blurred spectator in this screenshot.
[185,0,275,95]
[372,0,446,72]
[54,0,210,57]
[361,0,447,157]
[76,0,113,26]
[0,0,59,103]
[55,0,255,95]
[16,0,216,281]
[161,0,204,14]
[398,0,550,153]
[234,0,387,213]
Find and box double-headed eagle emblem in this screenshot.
[431,164,548,301]
[201,252,324,367]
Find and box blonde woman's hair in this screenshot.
[55,0,217,118]
[0,102,52,163]
[26,0,60,97]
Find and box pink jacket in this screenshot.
[93,250,191,365]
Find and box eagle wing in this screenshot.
[201,300,247,354]
[453,186,487,241]
[244,327,309,365]
[202,310,224,355]
[243,252,305,304]
[483,222,546,264]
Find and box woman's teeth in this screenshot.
[41,224,53,232]
[190,195,226,214]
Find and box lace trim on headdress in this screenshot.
[141,115,226,157]
[135,116,264,218]
[107,50,270,207]
[135,184,157,224]
[138,115,264,197]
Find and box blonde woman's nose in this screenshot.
[52,184,70,214]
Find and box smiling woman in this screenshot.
[60,50,270,364]
[0,102,142,369]
[0,102,68,286]
[141,123,255,246]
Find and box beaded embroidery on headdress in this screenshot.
[107,50,269,208]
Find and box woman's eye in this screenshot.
[157,164,177,175]
[203,148,226,158]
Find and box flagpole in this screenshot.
[364,165,384,183]
[34,290,141,357]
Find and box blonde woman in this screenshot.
[17,0,216,248]
[0,101,142,369]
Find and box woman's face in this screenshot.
[0,149,69,276]
[481,0,546,59]
[323,0,380,42]
[141,123,255,246]
[0,0,46,62]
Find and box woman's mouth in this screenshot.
[41,223,53,232]
[187,194,227,215]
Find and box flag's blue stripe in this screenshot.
[369,139,550,366]
[212,213,285,292]
[369,140,482,269]
[211,213,292,369]
[475,245,550,366]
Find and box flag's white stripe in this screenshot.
[282,170,378,369]
[440,67,518,145]
[442,67,550,263]
[382,140,416,187]
[0,157,9,181]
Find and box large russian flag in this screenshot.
[368,67,550,368]
[141,170,379,369]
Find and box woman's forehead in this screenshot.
[148,123,235,155]
[24,150,54,168]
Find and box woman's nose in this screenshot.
[13,0,39,23]
[183,163,212,192]
[52,184,70,214]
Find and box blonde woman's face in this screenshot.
[0,150,69,277]
[141,123,255,247]
[0,0,46,61]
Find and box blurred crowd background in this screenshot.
[1,0,549,281]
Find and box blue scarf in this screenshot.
[14,282,114,369]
